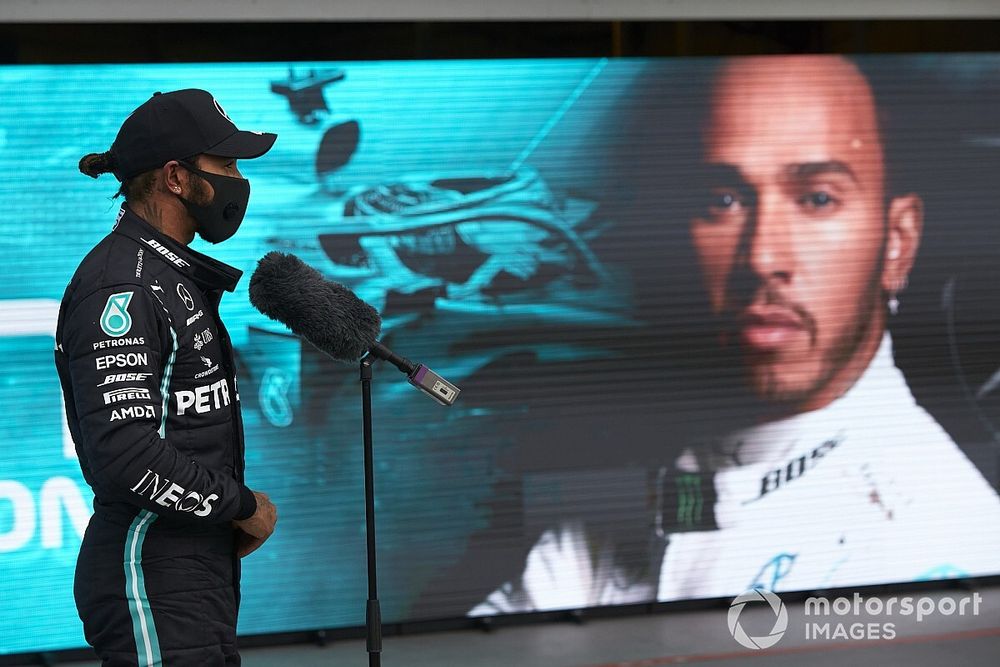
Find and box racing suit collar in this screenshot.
[112,204,243,292]
[664,333,913,532]
[710,332,903,469]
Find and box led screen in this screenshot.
[1,55,999,655]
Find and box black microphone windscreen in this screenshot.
[249,251,381,362]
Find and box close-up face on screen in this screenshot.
[690,57,893,413]
[1,53,999,655]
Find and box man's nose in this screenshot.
[745,196,795,282]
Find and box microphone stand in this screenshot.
[360,356,382,666]
[357,344,457,665]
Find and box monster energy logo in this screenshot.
[100,292,134,337]
[676,473,705,528]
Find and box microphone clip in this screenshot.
[365,342,461,406]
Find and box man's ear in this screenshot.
[882,193,923,292]
[161,160,186,195]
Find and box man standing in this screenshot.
[56,89,278,665]
[472,56,1000,614]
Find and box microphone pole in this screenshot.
[357,345,460,666]
[246,251,460,664]
[360,355,382,667]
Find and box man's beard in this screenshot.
[741,272,883,410]
[724,262,882,412]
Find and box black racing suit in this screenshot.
[54,204,259,666]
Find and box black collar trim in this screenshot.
[112,205,243,292]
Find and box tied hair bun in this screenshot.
[79,151,116,179]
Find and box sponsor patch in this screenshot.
[213,97,232,122]
[195,355,218,378]
[96,352,148,370]
[195,364,219,379]
[748,435,843,503]
[176,283,195,311]
[193,328,214,351]
[141,237,190,269]
[103,387,152,405]
[175,378,230,415]
[97,372,153,387]
[110,405,156,421]
[92,336,145,351]
[186,309,204,326]
[130,469,219,516]
[99,292,134,337]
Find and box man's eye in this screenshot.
[799,191,837,209]
[706,191,746,216]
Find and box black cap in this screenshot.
[110,89,277,181]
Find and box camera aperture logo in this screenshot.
[727,589,984,649]
[727,589,788,649]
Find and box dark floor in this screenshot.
[23,584,1000,667]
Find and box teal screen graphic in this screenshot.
[2,56,1000,655]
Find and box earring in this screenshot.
[172,186,181,193]
[887,276,909,316]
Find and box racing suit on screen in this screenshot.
[472,333,1000,614]
[54,205,257,666]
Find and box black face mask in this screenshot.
[177,161,250,244]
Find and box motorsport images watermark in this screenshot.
[727,589,984,649]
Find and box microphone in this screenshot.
[248,252,460,406]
